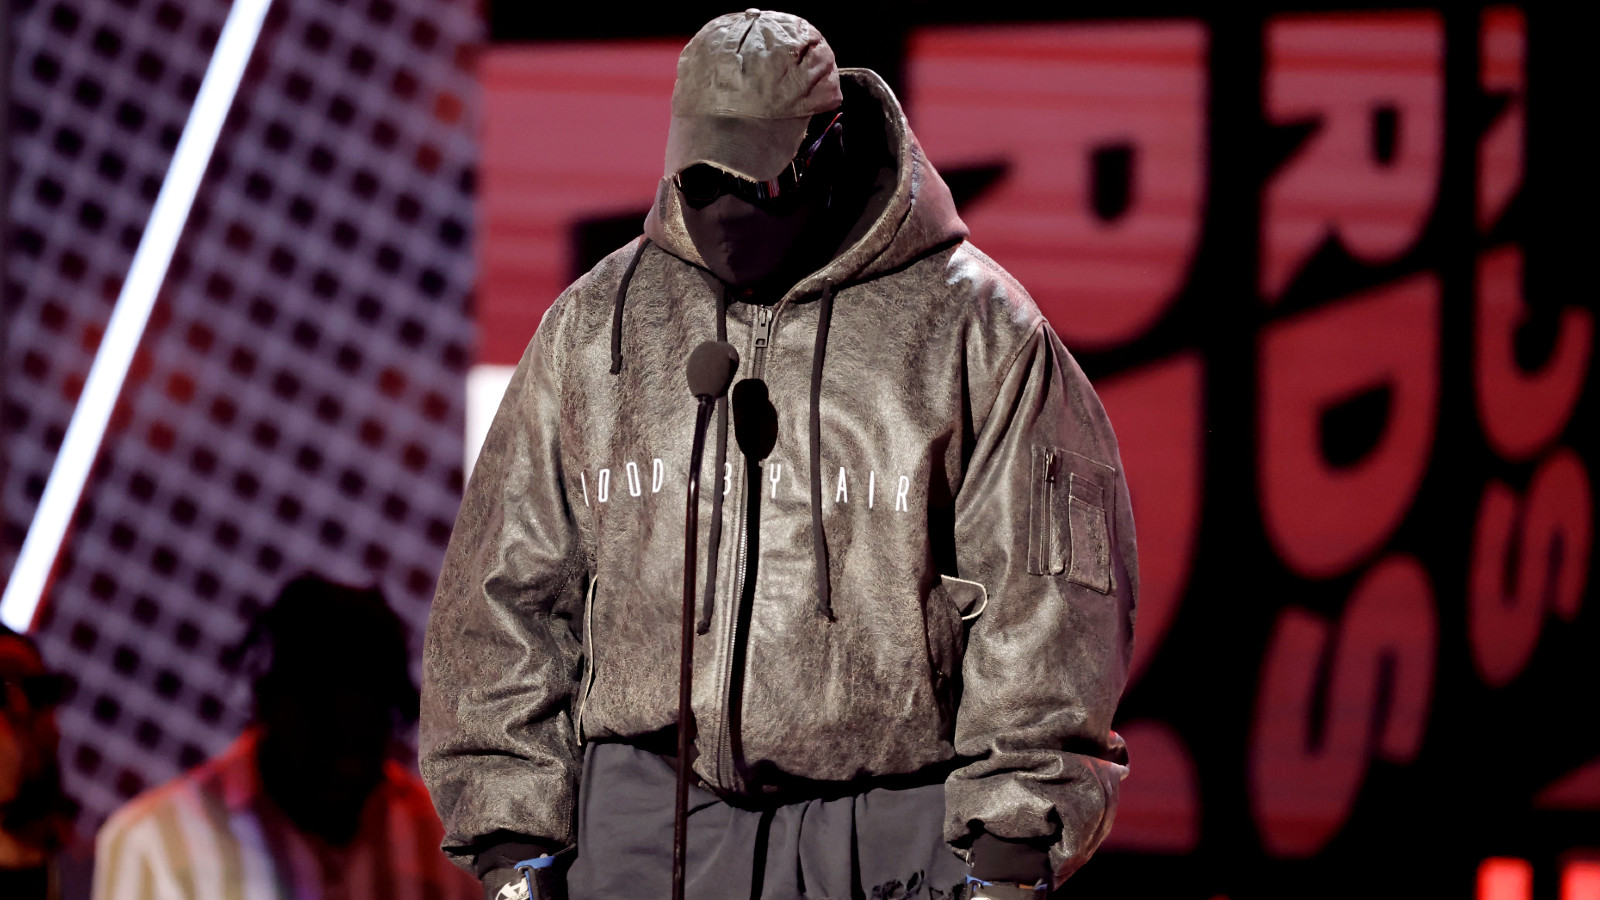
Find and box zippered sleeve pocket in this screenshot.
[1027,445,1116,593]
[1027,446,1065,575]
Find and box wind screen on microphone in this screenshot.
[686,341,740,399]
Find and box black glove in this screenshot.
[482,861,566,900]
[968,832,1053,885]
[482,867,528,900]
[476,837,566,900]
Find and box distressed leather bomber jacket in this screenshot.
[420,69,1138,884]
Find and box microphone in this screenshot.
[674,340,738,900]
[686,340,739,400]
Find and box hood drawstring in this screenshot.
[809,281,836,621]
[697,289,732,635]
[612,238,730,633]
[610,237,651,375]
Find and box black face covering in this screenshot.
[680,188,824,289]
[679,113,845,290]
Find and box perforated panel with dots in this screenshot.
[4,0,480,830]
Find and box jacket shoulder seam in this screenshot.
[971,318,1048,438]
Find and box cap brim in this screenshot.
[665,114,811,183]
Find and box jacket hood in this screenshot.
[645,68,969,297]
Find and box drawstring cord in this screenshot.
[697,289,732,634]
[610,237,651,375]
[808,281,836,621]
[612,238,730,631]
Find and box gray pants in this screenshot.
[564,743,970,900]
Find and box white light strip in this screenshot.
[464,365,515,481]
[1,0,275,632]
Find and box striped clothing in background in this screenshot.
[91,729,477,900]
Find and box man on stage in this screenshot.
[422,10,1137,899]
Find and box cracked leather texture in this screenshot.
[420,68,1137,887]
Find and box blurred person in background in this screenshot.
[1,624,74,899]
[423,9,1135,900]
[92,574,475,900]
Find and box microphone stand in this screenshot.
[674,394,716,900]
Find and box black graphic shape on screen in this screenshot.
[1090,143,1136,223]
[940,160,1010,214]
[1319,385,1393,470]
[1371,104,1399,166]
[570,209,650,283]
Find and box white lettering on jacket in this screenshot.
[577,458,916,515]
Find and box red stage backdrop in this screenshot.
[476,7,1595,898]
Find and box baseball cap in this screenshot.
[664,9,843,183]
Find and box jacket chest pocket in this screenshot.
[1027,445,1115,594]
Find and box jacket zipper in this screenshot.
[729,306,774,629]
[716,303,777,789]
[751,304,776,365]
[1043,449,1063,575]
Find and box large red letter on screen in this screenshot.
[1261,13,1443,300]
[1250,555,1436,858]
[1260,275,1439,578]
[1470,449,1593,687]
[1475,247,1593,462]
[1101,719,1199,853]
[908,21,1206,349]
[1479,7,1525,233]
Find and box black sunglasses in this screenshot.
[676,111,843,207]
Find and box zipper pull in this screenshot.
[754,306,775,351]
[1044,450,1057,483]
